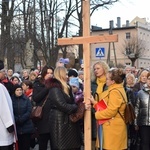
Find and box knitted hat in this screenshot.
[13,73,20,78]
[68,69,78,77]
[13,84,22,93]
[59,58,69,64]
[69,77,79,88]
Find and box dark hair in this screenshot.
[147,72,150,78]
[40,65,54,81]
[109,68,125,84]
[22,80,33,89]
[11,76,20,82]
[13,84,23,94]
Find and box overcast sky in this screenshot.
[91,0,150,28]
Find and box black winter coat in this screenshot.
[12,94,34,134]
[2,79,14,96]
[32,79,50,134]
[125,86,136,107]
[46,78,81,149]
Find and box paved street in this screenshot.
[31,143,84,150]
[31,144,51,150]
[31,140,51,150]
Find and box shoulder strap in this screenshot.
[109,88,126,121]
[41,94,49,107]
[109,88,126,103]
[103,83,108,91]
[93,92,99,102]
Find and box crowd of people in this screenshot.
[89,63,150,150]
[1,58,150,150]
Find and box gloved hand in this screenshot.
[7,125,14,133]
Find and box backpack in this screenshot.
[123,101,136,124]
[113,89,136,124]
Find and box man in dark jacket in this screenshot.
[0,70,14,96]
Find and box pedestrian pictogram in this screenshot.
[95,47,105,57]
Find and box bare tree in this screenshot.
[0,0,120,70]
[122,36,146,66]
[90,0,118,15]
[0,0,15,69]
[34,0,78,67]
[72,0,119,60]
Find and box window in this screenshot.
[126,63,130,65]
[125,48,130,55]
[126,32,131,39]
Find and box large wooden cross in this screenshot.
[57,1,118,150]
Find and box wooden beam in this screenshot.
[57,1,118,150]
[82,0,91,150]
[57,34,118,45]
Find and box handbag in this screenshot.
[31,95,48,121]
[69,102,85,123]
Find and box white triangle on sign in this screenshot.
[96,48,104,56]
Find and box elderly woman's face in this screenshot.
[94,64,105,78]
[126,75,134,86]
[140,71,148,83]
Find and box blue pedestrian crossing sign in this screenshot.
[95,47,105,57]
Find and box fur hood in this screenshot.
[45,78,63,89]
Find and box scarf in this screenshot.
[96,76,106,101]
[25,89,33,98]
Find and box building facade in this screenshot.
[90,17,150,69]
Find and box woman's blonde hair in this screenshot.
[29,72,37,80]
[126,73,136,86]
[91,61,109,81]
[54,66,69,96]
[137,69,149,82]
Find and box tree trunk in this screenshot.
[130,58,136,66]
